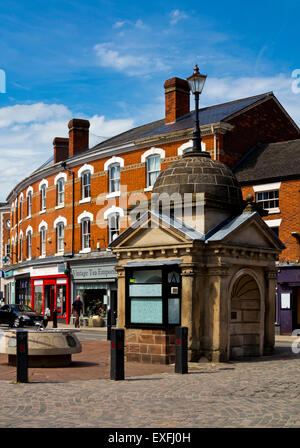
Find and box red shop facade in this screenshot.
[31,274,71,324]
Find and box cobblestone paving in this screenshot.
[0,354,299,428]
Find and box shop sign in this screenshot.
[72,265,117,280]
[4,270,14,278]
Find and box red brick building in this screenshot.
[3,75,300,326]
[234,140,300,334]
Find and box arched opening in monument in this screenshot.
[229,273,262,359]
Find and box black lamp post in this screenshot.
[186,64,207,154]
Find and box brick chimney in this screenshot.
[164,77,190,124]
[53,137,69,164]
[68,118,90,157]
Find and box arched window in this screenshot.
[81,171,91,199]
[108,213,120,243]
[19,194,23,221]
[40,185,47,211]
[54,173,67,207]
[54,217,67,254]
[19,231,23,261]
[141,148,164,189]
[77,211,93,252]
[146,155,161,187]
[40,226,46,256]
[104,206,124,243]
[104,157,124,198]
[78,164,94,202]
[109,164,120,194]
[57,178,65,206]
[26,229,32,259]
[81,219,90,249]
[39,221,48,257]
[27,191,32,217]
[56,222,65,253]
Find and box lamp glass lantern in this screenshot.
[187,64,207,94]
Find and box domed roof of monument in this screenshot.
[152,150,243,210]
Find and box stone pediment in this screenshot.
[207,213,285,251]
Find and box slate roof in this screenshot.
[234,139,300,184]
[34,92,272,174]
[93,92,271,149]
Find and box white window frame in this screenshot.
[27,190,32,217]
[56,222,65,254]
[54,172,67,207]
[254,183,281,214]
[141,148,165,192]
[146,154,161,189]
[78,211,93,253]
[40,226,46,257]
[108,163,121,195]
[80,170,91,201]
[19,193,23,222]
[104,157,124,198]
[54,216,67,254]
[107,213,120,243]
[40,184,47,212]
[26,226,33,260]
[19,230,23,261]
[56,178,65,206]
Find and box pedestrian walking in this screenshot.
[72,295,83,328]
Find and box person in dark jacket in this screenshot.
[72,295,83,328]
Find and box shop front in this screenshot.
[31,275,70,323]
[71,258,117,320]
[30,262,71,323]
[277,266,300,334]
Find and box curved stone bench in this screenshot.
[0,328,82,367]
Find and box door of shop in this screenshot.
[44,282,55,321]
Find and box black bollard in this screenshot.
[175,326,188,374]
[16,330,28,383]
[53,309,57,328]
[110,328,124,381]
[107,309,112,341]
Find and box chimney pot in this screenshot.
[164,77,190,124]
[68,118,90,157]
[53,137,69,164]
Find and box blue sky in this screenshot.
[0,0,299,200]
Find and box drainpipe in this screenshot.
[61,162,75,258]
[211,125,217,160]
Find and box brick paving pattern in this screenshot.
[0,338,299,428]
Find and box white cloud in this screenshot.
[0,103,70,128]
[0,103,134,201]
[169,9,188,25]
[113,21,127,29]
[94,43,168,76]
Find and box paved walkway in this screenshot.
[0,337,299,428]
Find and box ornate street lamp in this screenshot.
[186,64,207,153]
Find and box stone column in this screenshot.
[206,266,230,362]
[180,262,201,361]
[264,268,277,355]
[115,266,126,329]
